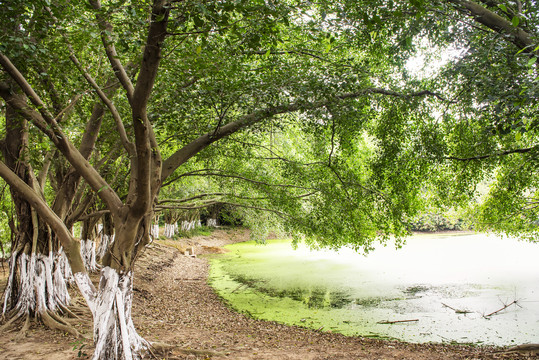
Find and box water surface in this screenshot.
[208,233,539,345]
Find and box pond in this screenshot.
[208,232,539,345]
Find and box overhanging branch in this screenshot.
[445,145,537,161]
[162,87,446,181]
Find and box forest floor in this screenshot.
[0,228,535,359]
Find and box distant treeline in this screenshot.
[407,213,469,232]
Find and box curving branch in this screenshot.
[163,168,321,192]
[0,56,124,214]
[158,191,316,205]
[0,161,86,274]
[162,87,448,181]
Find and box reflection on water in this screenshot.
[209,233,539,345]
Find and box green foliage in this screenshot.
[407,212,468,232]
[3,0,539,255]
[174,226,214,239]
[0,179,12,257]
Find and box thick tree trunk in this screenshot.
[1,96,76,335]
[207,203,221,227]
[80,239,98,272]
[76,267,149,359]
[75,217,152,359]
[1,249,76,336]
[181,220,194,232]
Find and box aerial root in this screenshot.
[40,310,80,338]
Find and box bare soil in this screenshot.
[0,228,534,359]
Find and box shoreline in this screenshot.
[0,228,528,359]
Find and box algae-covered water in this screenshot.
[208,232,539,345]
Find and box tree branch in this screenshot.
[164,168,320,192]
[127,0,169,217]
[447,0,537,55]
[0,60,124,214]
[445,145,538,161]
[89,0,135,99]
[0,161,86,274]
[162,87,448,180]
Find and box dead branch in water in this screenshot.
[442,302,472,314]
[484,300,520,317]
[377,319,419,324]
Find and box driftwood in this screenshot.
[442,302,472,314]
[485,300,519,317]
[377,319,419,324]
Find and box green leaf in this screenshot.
[324,43,331,53]
[516,45,532,55]
[512,16,519,27]
[515,131,522,141]
[405,36,412,48]
[527,56,537,66]
[196,45,202,55]
[498,4,508,12]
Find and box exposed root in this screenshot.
[58,303,81,319]
[0,311,23,332]
[40,310,80,338]
[48,310,70,325]
[15,314,31,339]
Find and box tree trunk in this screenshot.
[81,218,99,272]
[97,213,114,260]
[164,223,177,238]
[76,267,149,359]
[149,214,159,239]
[74,216,153,359]
[1,97,76,335]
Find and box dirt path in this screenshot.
[0,229,532,359]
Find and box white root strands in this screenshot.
[150,224,159,239]
[58,247,74,284]
[181,221,197,232]
[1,252,75,335]
[97,234,114,260]
[164,223,176,238]
[81,239,99,272]
[82,267,149,360]
[2,249,18,315]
